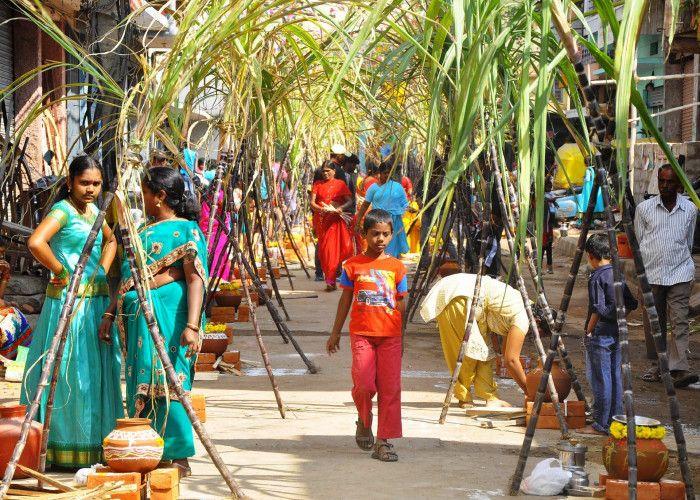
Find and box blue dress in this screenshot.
[366,180,410,257]
[21,199,123,468]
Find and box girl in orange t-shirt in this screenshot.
[327,208,407,462]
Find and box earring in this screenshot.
[156,201,161,208]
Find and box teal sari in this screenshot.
[21,199,123,468]
[116,218,208,460]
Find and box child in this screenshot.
[582,234,638,434]
[0,235,33,359]
[327,208,408,462]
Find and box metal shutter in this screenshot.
[0,2,14,135]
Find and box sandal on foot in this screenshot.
[172,459,192,479]
[641,365,661,383]
[355,420,374,451]
[371,442,398,462]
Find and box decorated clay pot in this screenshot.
[0,405,43,479]
[603,436,668,482]
[103,418,163,473]
[201,331,229,357]
[525,360,571,402]
[215,290,243,308]
[438,260,460,278]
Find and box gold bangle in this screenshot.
[103,312,115,319]
[186,323,200,333]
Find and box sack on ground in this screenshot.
[520,458,571,496]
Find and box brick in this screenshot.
[222,350,240,364]
[191,393,206,423]
[87,472,141,488]
[605,479,660,500]
[524,414,586,429]
[197,353,216,364]
[149,467,179,490]
[271,267,281,279]
[195,362,215,372]
[106,485,141,500]
[599,473,608,486]
[237,305,250,322]
[660,479,686,500]
[525,400,586,417]
[210,306,236,323]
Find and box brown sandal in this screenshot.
[172,458,192,479]
[371,441,398,462]
[355,419,374,451]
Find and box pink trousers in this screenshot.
[350,334,402,440]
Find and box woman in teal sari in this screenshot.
[23,155,122,468]
[100,167,208,477]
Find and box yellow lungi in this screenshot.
[435,296,498,402]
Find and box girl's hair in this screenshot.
[56,155,103,201]
[377,157,396,174]
[584,233,610,260]
[143,166,201,221]
[321,160,335,171]
[363,208,393,233]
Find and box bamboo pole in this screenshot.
[597,167,638,497]
[230,220,286,419]
[38,190,118,476]
[438,180,490,424]
[115,202,245,499]
[0,191,114,496]
[489,149,569,436]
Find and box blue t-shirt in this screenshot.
[587,264,638,337]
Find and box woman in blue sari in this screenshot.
[100,167,208,478]
[355,158,409,257]
[23,155,122,468]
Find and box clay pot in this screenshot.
[200,331,229,357]
[215,290,243,308]
[603,436,669,482]
[438,260,460,278]
[525,360,571,402]
[0,405,43,479]
[103,418,163,473]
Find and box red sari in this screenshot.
[312,179,355,285]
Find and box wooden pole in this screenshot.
[115,201,245,499]
[0,192,115,497]
[438,179,490,424]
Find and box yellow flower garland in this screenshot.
[205,323,227,333]
[609,421,666,440]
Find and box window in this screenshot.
[591,31,599,46]
[649,41,659,55]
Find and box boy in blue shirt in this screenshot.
[582,234,638,434]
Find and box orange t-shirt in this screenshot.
[339,254,408,337]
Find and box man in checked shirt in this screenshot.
[635,164,698,388]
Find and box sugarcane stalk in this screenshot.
[439,180,490,424]
[504,175,591,413]
[274,229,296,290]
[230,220,286,418]
[597,166,638,498]
[38,190,118,476]
[509,329,562,494]
[0,192,115,497]
[252,191,291,321]
[206,161,226,246]
[490,147,569,436]
[621,209,695,499]
[115,200,245,499]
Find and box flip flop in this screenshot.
[671,371,699,389]
[355,419,374,451]
[371,442,398,462]
[641,366,661,383]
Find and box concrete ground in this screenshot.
[2,242,699,499]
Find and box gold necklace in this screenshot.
[67,197,88,215]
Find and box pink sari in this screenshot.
[199,192,232,280]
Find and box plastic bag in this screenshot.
[520,458,571,496]
[74,463,103,486]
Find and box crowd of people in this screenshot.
[0,145,695,471]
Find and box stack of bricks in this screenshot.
[524,400,586,429]
[86,466,181,499]
[600,474,686,500]
[209,299,252,323]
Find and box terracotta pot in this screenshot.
[438,260,460,278]
[103,418,163,473]
[603,436,669,482]
[0,405,43,479]
[215,290,242,308]
[525,360,571,402]
[201,332,229,357]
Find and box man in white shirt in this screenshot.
[634,165,698,388]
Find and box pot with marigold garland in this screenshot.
[603,419,669,482]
